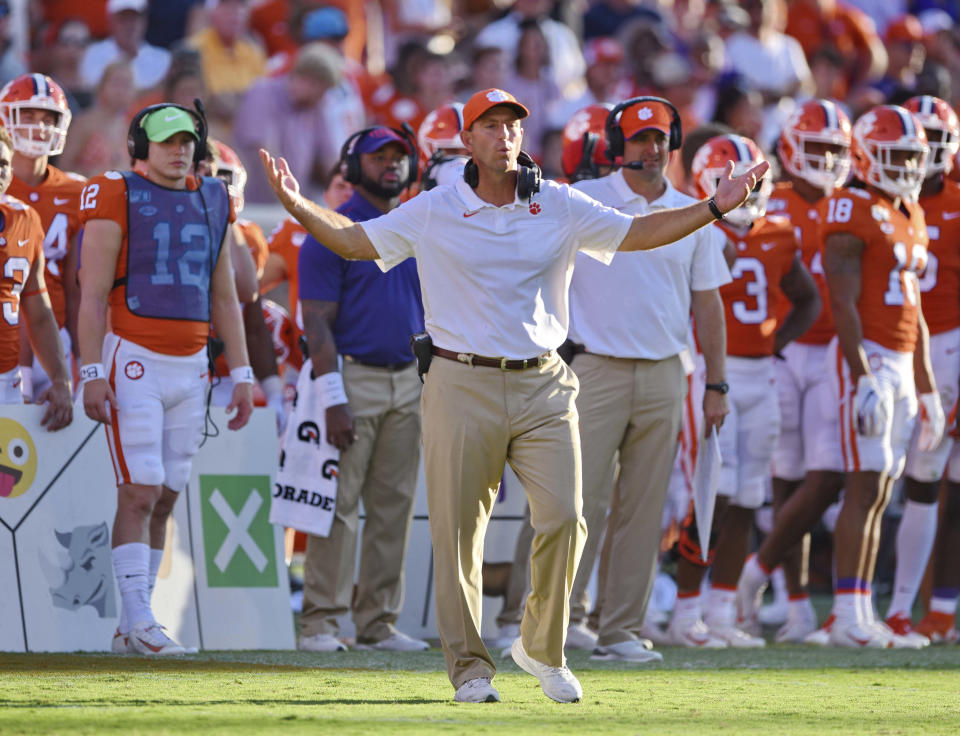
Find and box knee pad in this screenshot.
[125,453,166,487]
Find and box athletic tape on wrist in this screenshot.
[80,363,105,384]
[316,371,348,408]
[230,366,255,385]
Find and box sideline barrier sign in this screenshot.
[0,405,293,652]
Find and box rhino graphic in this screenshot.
[43,522,117,618]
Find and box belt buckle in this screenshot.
[537,354,548,368]
[457,352,474,367]
[500,357,510,371]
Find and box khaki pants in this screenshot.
[300,361,421,642]
[570,353,685,646]
[422,353,585,688]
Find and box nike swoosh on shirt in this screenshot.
[463,211,480,218]
[760,242,776,251]
[943,212,960,220]
[53,197,69,205]
[17,239,28,246]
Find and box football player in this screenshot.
[0,74,85,400]
[666,134,819,648]
[883,96,960,643]
[560,103,614,183]
[418,102,469,191]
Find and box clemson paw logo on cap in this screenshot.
[486,90,510,102]
[637,107,653,120]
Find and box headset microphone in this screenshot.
[622,161,645,170]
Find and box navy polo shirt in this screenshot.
[298,192,424,365]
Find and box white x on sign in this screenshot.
[209,489,268,573]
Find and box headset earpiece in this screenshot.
[464,151,541,201]
[604,95,682,162]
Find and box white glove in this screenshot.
[854,374,887,437]
[918,391,946,452]
[261,375,288,435]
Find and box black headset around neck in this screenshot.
[339,124,419,189]
[463,150,542,201]
[127,98,209,165]
[604,96,682,162]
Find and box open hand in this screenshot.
[713,160,771,214]
[259,149,301,210]
[38,380,73,431]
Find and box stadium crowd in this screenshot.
[4,0,960,704]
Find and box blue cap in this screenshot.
[302,7,349,41]
[354,128,411,155]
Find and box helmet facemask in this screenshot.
[1,103,71,158]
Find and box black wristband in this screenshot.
[707,197,725,221]
[705,381,729,394]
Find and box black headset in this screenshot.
[570,132,602,183]
[463,150,542,202]
[339,124,419,188]
[127,99,208,165]
[604,96,682,162]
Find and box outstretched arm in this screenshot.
[259,150,378,261]
[619,160,770,252]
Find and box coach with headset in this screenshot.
[296,125,430,655]
[78,102,253,656]
[259,88,766,704]
[565,97,732,662]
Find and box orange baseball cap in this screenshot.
[885,14,923,44]
[462,88,530,130]
[617,99,674,140]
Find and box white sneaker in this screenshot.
[454,677,501,703]
[706,622,766,648]
[299,633,348,652]
[511,637,583,703]
[354,631,429,652]
[735,567,767,634]
[639,620,671,647]
[128,622,186,656]
[869,621,924,650]
[590,638,663,663]
[665,619,727,648]
[775,601,818,643]
[828,620,890,648]
[565,621,598,650]
[758,598,789,626]
[489,623,520,651]
[802,614,834,646]
[111,628,131,654]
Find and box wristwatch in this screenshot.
[705,381,729,394]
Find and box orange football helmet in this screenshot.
[417,102,465,162]
[0,73,72,157]
[561,103,612,182]
[851,104,928,202]
[904,95,959,176]
[691,134,772,227]
[213,139,247,212]
[778,98,851,194]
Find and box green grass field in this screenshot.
[3,645,960,735]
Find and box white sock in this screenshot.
[931,595,959,616]
[832,592,859,627]
[740,555,771,591]
[888,500,939,618]
[788,595,813,620]
[672,593,701,627]
[706,586,736,627]
[113,542,154,629]
[770,567,788,606]
[149,548,164,598]
[858,591,875,624]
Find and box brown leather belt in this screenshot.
[431,346,551,370]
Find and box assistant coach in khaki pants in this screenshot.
[565,98,731,661]
[259,88,768,704]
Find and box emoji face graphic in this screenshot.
[0,418,37,498]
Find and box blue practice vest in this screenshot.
[122,172,229,322]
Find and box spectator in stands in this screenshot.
[0,1,25,86]
[475,0,586,97]
[40,19,93,111]
[59,60,136,177]
[380,0,455,68]
[187,0,266,138]
[467,46,509,97]
[371,44,452,132]
[234,42,343,204]
[145,0,205,49]
[724,0,813,104]
[551,37,630,128]
[711,79,764,146]
[872,15,926,100]
[620,15,673,92]
[503,19,562,160]
[80,0,171,92]
[582,0,663,41]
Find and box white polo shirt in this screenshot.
[568,170,731,360]
[362,177,633,358]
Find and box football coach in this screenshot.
[259,88,767,704]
